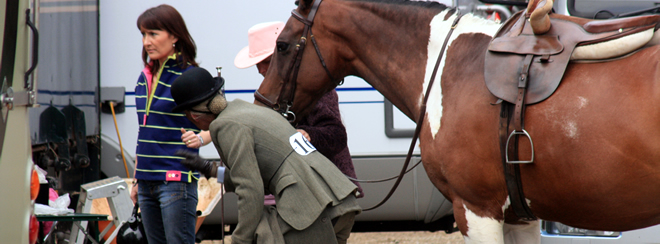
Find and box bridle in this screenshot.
[256,0,464,212]
[253,0,343,122]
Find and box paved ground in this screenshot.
[200,231,465,244]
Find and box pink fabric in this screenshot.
[142,66,153,96]
[49,188,58,201]
[41,188,59,234]
[264,194,276,206]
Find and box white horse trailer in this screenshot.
[15,0,658,242]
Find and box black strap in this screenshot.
[260,0,342,121]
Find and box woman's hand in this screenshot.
[181,129,212,148]
[296,129,311,142]
[130,182,138,204]
[181,128,202,148]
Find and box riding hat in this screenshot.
[171,67,224,113]
[234,21,285,69]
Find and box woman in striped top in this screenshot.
[131,4,201,244]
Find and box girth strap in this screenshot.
[500,54,537,221]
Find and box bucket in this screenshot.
[194,177,224,233]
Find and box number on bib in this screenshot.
[289,132,317,155]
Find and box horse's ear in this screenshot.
[296,0,314,11]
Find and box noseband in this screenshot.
[254,0,343,122]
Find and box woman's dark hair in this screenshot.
[137,4,198,74]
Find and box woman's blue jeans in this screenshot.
[138,180,198,244]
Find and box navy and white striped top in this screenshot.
[134,54,201,182]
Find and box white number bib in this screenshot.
[289,132,317,155]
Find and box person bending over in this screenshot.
[171,67,361,244]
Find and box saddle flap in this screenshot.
[489,35,564,56]
[484,16,582,105]
[485,52,572,105]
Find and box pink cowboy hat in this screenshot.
[234,21,286,69]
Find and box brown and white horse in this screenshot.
[255,0,660,243]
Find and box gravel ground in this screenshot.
[347,231,465,244]
[200,231,465,244]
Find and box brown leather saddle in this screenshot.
[485,12,660,105]
[483,0,660,221]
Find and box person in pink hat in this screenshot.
[234,21,285,75]
[235,21,364,204]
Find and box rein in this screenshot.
[254,0,343,122]
[364,12,464,211]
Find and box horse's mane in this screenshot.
[296,0,452,26]
[348,0,449,10]
[297,0,448,9]
[343,0,452,24]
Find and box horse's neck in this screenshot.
[423,13,501,135]
[342,5,501,122]
[336,3,450,120]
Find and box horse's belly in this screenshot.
[520,50,660,230]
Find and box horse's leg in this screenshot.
[504,221,540,244]
[453,199,505,244]
[455,202,541,244]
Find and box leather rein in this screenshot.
[254,0,342,122]
[364,12,463,211]
[254,0,463,211]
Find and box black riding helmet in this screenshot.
[171,67,225,113]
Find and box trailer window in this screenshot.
[568,0,660,19]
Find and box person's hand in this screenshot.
[175,149,217,177]
[296,129,311,142]
[130,183,138,204]
[181,128,202,148]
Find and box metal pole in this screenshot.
[216,66,225,244]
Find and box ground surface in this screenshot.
[200,231,465,244]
